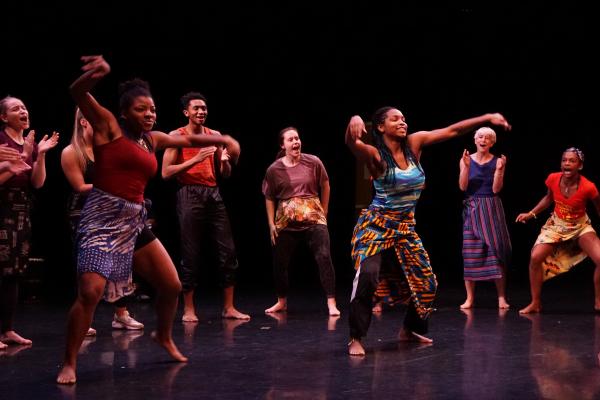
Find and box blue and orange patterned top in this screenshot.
[371,160,425,214]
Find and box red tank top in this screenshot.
[175,126,217,187]
[93,135,157,203]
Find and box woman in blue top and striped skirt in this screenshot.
[459,127,511,309]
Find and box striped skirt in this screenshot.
[77,188,146,302]
[462,196,511,281]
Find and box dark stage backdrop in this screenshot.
[3,3,599,302]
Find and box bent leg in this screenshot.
[519,243,555,314]
[577,233,600,311]
[133,239,187,362]
[57,272,106,384]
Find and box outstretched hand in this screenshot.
[37,131,60,154]
[81,55,111,79]
[515,212,534,223]
[488,113,511,131]
[346,115,367,142]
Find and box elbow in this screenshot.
[161,168,175,180]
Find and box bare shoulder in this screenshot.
[61,144,75,158]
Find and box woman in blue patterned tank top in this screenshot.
[345,107,511,356]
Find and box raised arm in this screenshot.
[70,55,120,143]
[344,115,385,178]
[408,113,511,158]
[515,189,553,223]
[458,150,470,192]
[151,131,239,164]
[492,155,507,194]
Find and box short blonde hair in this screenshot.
[474,127,496,144]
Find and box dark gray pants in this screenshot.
[349,249,428,339]
[176,185,238,291]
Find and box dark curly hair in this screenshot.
[118,78,152,114]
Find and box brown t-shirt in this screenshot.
[262,153,328,200]
[262,154,329,231]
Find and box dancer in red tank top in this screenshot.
[57,55,240,384]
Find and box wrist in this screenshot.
[528,211,537,219]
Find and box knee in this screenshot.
[160,277,183,297]
[529,254,545,267]
[78,286,103,307]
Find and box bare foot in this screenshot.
[398,328,433,343]
[498,298,510,309]
[0,331,32,346]
[348,339,365,356]
[222,308,251,320]
[265,301,287,313]
[519,303,541,314]
[56,364,77,385]
[86,327,97,336]
[151,332,188,363]
[372,302,383,313]
[328,306,341,317]
[182,312,199,323]
[0,341,7,350]
[459,300,474,309]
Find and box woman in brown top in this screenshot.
[262,127,340,316]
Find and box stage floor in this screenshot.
[2,283,600,400]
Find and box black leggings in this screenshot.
[272,224,336,298]
[349,249,428,339]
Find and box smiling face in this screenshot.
[122,96,156,133]
[280,129,301,157]
[0,97,30,131]
[473,128,496,153]
[184,99,208,126]
[561,150,583,178]
[377,108,407,139]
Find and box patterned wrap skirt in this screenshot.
[0,188,32,278]
[462,196,512,281]
[351,207,437,319]
[77,188,146,302]
[534,213,595,281]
